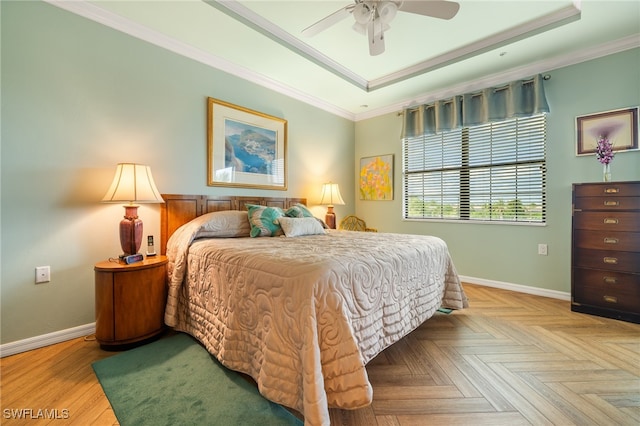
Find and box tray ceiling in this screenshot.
[51,1,640,119]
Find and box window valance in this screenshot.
[401,74,550,138]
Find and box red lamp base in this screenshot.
[120,205,143,256]
[325,206,336,229]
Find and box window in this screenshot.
[402,114,546,223]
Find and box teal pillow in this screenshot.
[285,203,314,218]
[246,204,285,237]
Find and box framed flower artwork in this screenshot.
[576,107,639,156]
[359,154,393,200]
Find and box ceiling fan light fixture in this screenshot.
[300,0,461,56]
[370,19,389,38]
[378,1,398,24]
[353,3,372,24]
[367,19,385,56]
[352,21,367,35]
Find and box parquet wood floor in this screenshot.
[1,283,638,425]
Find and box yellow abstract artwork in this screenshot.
[359,154,393,200]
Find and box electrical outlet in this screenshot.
[35,266,51,284]
[538,244,548,256]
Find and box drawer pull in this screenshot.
[603,295,618,304]
[603,276,617,285]
[604,188,620,194]
[603,218,619,224]
[603,237,619,244]
[604,201,619,207]
[603,257,618,265]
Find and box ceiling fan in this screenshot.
[302,0,460,56]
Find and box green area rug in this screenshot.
[92,333,302,426]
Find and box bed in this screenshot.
[160,194,468,426]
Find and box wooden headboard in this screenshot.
[160,194,307,255]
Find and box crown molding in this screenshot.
[44,0,356,120]
[368,1,582,90]
[43,1,638,122]
[355,34,640,121]
[203,0,368,90]
[212,0,581,92]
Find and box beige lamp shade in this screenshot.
[319,182,345,207]
[102,163,163,204]
[102,163,163,257]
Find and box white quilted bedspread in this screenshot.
[165,225,468,426]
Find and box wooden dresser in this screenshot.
[571,181,640,323]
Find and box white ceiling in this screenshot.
[51,1,640,120]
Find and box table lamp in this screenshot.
[319,182,345,229]
[102,163,163,257]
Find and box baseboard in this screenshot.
[0,323,96,358]
[459,275,571,301]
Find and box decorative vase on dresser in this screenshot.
[571,181,640,323]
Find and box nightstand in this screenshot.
[94,255,168,349]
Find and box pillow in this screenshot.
[246,204,285,237]
[277,217,326,237]
[194,210,251,239]
[285,203,314,218]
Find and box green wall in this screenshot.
[355,48,640,293]
[2,0,638,346]
[0,1,354,344]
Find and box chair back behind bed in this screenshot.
[339,215,377,232]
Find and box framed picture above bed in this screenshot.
[207,97,287,190]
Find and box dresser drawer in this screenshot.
[574,182,640,198]
[573,211,640,232]
[572,268,640,312]
[574,230,640,252]
[573,248,640,273]
[574,196,640,211]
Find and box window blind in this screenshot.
[403,114,546,223]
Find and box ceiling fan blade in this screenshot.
[367,20,385,56]
[399,0,460,20]
[302,5,353,37]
